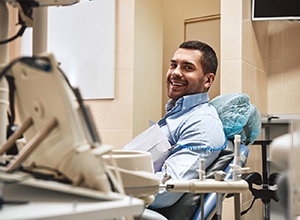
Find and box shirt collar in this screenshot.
[166,92,210,112]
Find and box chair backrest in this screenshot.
[210,93,261,145]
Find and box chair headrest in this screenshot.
[210,93,261,145]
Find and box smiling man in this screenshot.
[147,41,226,220]
[167,45,215,100]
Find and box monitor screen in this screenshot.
[252,0,300,21]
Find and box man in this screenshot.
[147,40,226,219]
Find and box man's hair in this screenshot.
[179,40,218,75]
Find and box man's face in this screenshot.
[166,48,214,100]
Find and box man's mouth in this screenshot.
[170,80,187,87]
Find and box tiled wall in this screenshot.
[268,21,300,114]
[221,0,269,114]
[221,0,300,115]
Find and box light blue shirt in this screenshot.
[149,92,226,209]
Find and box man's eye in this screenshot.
[184,66,193,70]
[170,63,177,68]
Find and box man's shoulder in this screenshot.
[192,102,220,117]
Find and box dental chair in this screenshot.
[144,141,249,220]
[144,93,261,220]
[191,143,249,220]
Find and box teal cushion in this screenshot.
[210,93,261,145]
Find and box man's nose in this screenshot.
[171,66,183,78]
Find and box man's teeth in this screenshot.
[172,82,184,86]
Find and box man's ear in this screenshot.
[205,73,215,89]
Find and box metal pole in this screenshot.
[0,1,10,146]
[216,193,222,220]
[234,193,241,220]
[32,6,48,55]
